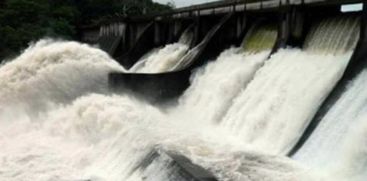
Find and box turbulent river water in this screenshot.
[0,15,365,181]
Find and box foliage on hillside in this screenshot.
[0,0,173,60]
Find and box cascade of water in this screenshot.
[333,111,367,181]
[129,26,194,73]
[292,69,367,181]
[220,16,359,155]
[0,14,364,181]
[172,22,278,72]
[242,23,278,52]
[0,22,278,181]
[129,47,161,72]
[175,23,278,123]
[178,25,194,46]
[176,49,269,123]
[304,16,360,54]
[130,43,189,73]
[0,40,219,181]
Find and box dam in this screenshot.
[1,0,367,181]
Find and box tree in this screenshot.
[0,0,79,59]
[0,0,172,61]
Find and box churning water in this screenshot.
[0,15,364,181]
[129,43,189,73]
[177,22,277,124]
[0,40,126,181]
[0,40,124,115]
[129,25,193,73]
[293,69,367,181]
[221,16,359,155]
[177,48,269,123]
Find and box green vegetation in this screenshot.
[0,0,173,61]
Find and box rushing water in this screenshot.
[293,69,367,181]
[129,43,189,73]
[0,40,125,181]
[0,40,123,115]
[176,22,277,123]
[242,23,278,52]
[220,16,359,155]
[129,25,193,73]
[0,15,364,181]
[177,48,270,123]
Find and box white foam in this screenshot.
[0,39,123,114]
[130,43,189,73]
[177,48,270,123]
[0,16,362,181]
[221,49,352,154]
[293,70,367,181]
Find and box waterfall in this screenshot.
[0,13,364,181]
[174,22,278,123]
[129,43,189,73]
[129,25,193,73]
[177,48,269,123]
[292,69,367,180]
[242,23,278,52]
[304,16,360,54]
[220,16,359,155]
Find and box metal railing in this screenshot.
[80,0,364,29]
